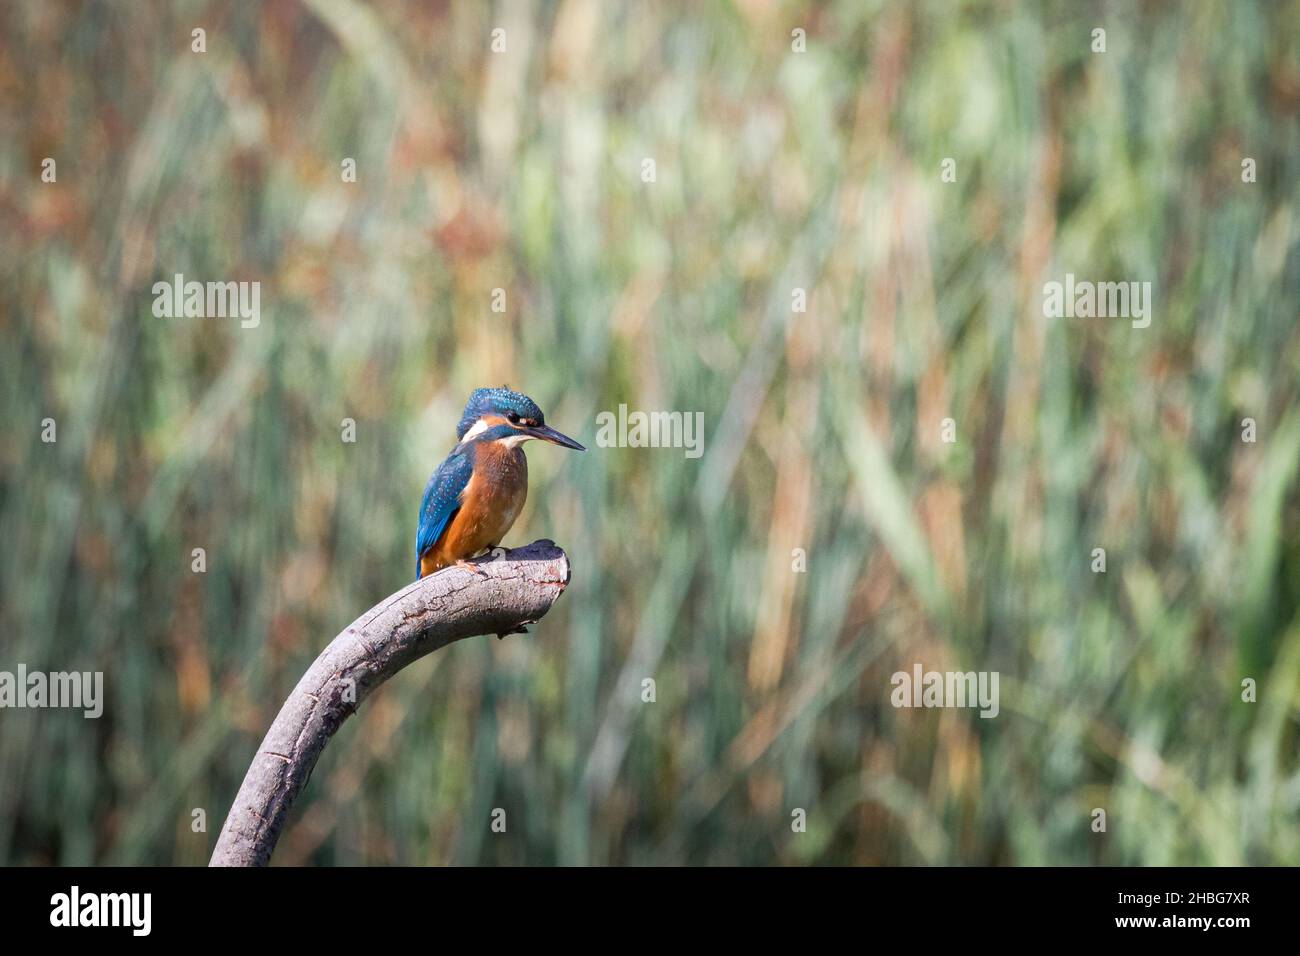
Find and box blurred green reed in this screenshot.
[1,0,1298,865]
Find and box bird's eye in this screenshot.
[506,412,520,424]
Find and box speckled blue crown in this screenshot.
[456,387,545,438]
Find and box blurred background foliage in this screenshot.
[2,0,1299,865]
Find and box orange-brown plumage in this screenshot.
[419,441,528,577]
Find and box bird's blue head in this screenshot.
[456,386,585,450]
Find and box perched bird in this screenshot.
[415,387,584,579]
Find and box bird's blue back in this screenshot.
[415,443,475,579]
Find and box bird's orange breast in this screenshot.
[420,442,528,576]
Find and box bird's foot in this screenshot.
[455,558,491,579]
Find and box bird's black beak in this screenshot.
[529,424,585,450]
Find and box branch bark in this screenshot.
[209,539,570,867]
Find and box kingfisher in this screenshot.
[415,387,584,580]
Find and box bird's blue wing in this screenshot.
[415,447,473,579]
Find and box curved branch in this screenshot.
[209,539,571,867]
